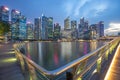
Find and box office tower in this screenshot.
[89,24,97,39]
[78,17,89,39]
[78,17,85,39]
[27,22,34,40]
[97,21,104,37]
[18,15,27,40]
[54,23,61,40]
[64,16,70,30]
[11,9,21,40]
[0,6,9,22]
[47,17,53,40]
[71,20,77,39]
[41,15,48,40]
[71,20,77,30]
[34,18,41,40]
[84,21,89,31]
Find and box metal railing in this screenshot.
[14,37,120,80]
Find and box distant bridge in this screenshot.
[99,36,119,40]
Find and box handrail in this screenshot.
[14,37,120,77]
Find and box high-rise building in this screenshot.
[34,18,41,40]
[84,21,89,31]
[89,24,97,39]
[18,15,27,40]
[47,17,53,40]
[97,21,104,37]
[11,9,21,40]
[80,17,84,25]
[27,22,34,40]
[64,16,70,30]
[41,15,48,40]
[78,17,89,39]
[71,20,77,30]
[54,23,61,40]
[71,20,77,39]
[0,6,9,22]
[78,17,85,39]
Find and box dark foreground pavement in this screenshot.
[0,42,25,80]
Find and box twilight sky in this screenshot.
[0,0,120,35]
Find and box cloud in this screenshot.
[105,23,120,35]
[74,0,91,16]
[94,4,108,17]
[63,0,109,18]
[64,2,74,16]
[76,1,108,17]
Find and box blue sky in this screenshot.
[0,0,120,35]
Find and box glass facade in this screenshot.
[97,21,104,37]
[54,23,61,40]
[11,9,21,40]
[78,18,89,39]
[18,15,26,40]
[71,20,77,39]
[0,6,9,22]
[34,18,41,40]
[47,17,53,40]
[27,22,34,40]
[64,16,70,30]
[71,20,77,30]
[41,16,48,40]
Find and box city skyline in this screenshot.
[0,0,120,35]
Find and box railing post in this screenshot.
[26,61,37,80]
[97,57,102,73]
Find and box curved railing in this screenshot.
[14,37,120,80]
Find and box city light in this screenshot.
[4,6,9,11]
[15,10,20,14]
[2,58,17,62]
[27,21,31,24]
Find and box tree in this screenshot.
[0,21,10,35]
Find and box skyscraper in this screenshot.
[34,18,41,40]
[71,20,77,39]
[78,17,85,39]
[64,16,70,30]
[84,21,89,31]
[41,15,48,40]
[47,17,53,40]
[89,24,97,39]
[0,6,9,22]
[71,20,77,30]
[54,23,61,40]
[27,22,34,40]
[18,15,27,40]
[11,9,21,40]
[78,17,89,39]
[97,21,104,37]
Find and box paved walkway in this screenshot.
[104,44,120,80]
[0,42,25,80]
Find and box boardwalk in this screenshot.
[104,43,120,80]
[0,42,25,80]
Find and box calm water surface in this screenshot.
[22,41,105,71]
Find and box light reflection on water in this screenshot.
[23,41,104,71]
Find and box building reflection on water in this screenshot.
[23,41,104,71]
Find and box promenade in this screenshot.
[104,43,120,80]
[0,42,25,80]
